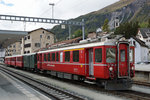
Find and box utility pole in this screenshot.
[49,3,55,19]
[82,19,85,40]
[69,25,71,40]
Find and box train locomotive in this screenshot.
[4,39,135,90]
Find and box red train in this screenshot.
[5,40,135,90]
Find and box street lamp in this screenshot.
[49,3,55,19]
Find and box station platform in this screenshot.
[135,64,150,72]
[0,70,51,100]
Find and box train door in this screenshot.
[89,48,94,76]
[117,42,130,78]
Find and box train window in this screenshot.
[73,51,79,62]
[47,53,50,61]
[56,52,59,61]
[44,54,47,61]
[120,50,125,62]
[60,52,63,62]
[65,51,70,62]
[95,48,102,63]
[52,53,55,61]
[17,57,20,61]
[130,49,134,62]
[106,48,116,63]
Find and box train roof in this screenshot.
[22,53,36,56]
[38,39,117,54]
[5,55,22,58]
[5,53,36,58]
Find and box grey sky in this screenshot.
[0,0,119,31]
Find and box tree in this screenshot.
[72,29,82,38]
[139,22,148,28]
[114,21,139,39]
[102,19,110,32]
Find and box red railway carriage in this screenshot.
[5,56,11,66]
[37,40,135,90]
[10,56,16,66]
[16,55,23,68]
[4,58,8,65]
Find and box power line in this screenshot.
[55,0,63,6]
[69,0,89,9]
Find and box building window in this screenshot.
[28,36,30,39]
[56,52,59,61]
[13,45,16,48]
[40,35,42,38]
[95,48,102,63]
[65,51,70,62]
[24,43,31,48]
[35,43,40,47]
[24,37,27,40]
[47,36,50,39]
[24,51,26,54]
[73,51,79,62]
[27,51,30,53]
[46,43,49,47]
[116,23,118,27]
[43,31,44,33]
[52,53,55,61]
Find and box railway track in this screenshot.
[1,64,150,100]
[112,90,150,100]
[133,80,150,87]
[0,65,90,100]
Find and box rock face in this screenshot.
[52,0,150,41]
[109,0,149,29]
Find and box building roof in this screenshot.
[139,28,150,38]
[87,32,96,39]
[49,37,82,47]
[132,36,148,48]
[28,27,54,34]
[34,37,82,52]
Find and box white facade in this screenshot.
[129,38,149,63]
[137,30,150,48]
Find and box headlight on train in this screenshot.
[131,67,134,70]
[109,67,113,71]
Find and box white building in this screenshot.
[137,28,150,48]
[129,37,149,63]
[21,28,54,54]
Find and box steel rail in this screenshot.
[0,65,89,100]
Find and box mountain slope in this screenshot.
[51,0,150,41]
